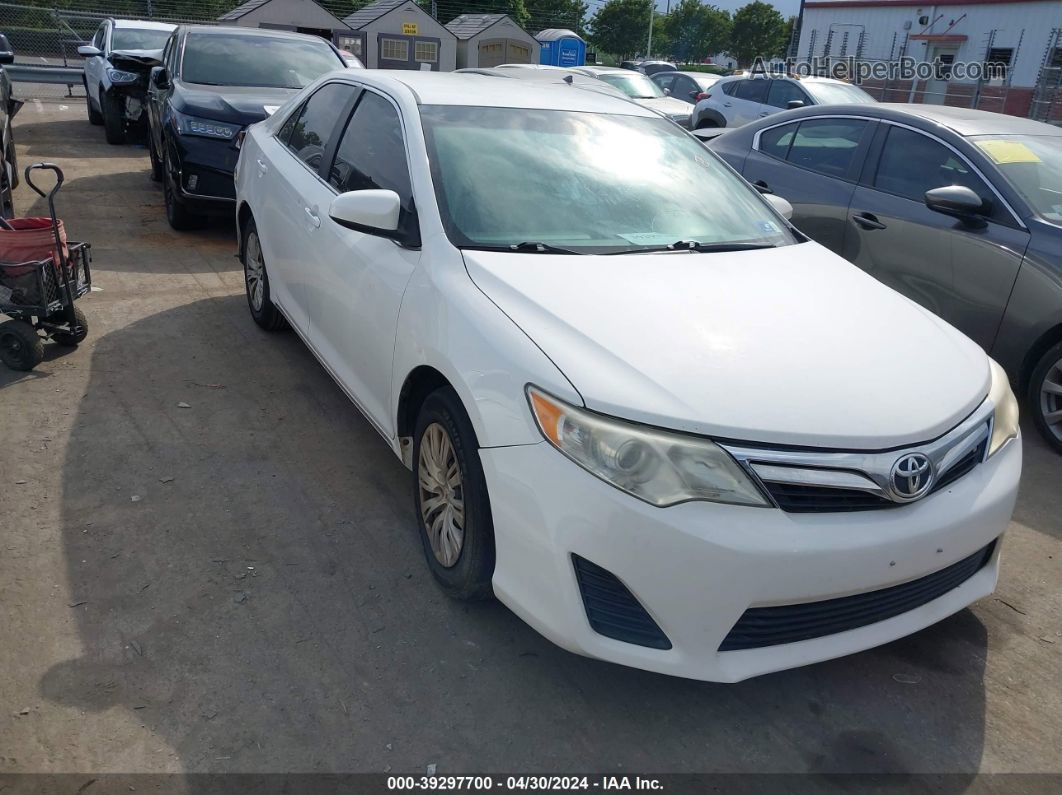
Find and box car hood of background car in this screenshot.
[174,83,297,126]
[463,242,990,450]
[636,96,693,116]
[109,48,164,72]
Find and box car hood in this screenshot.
[173,83,297,126]
[109,48,163,70]
[635,96,693,116]
[463,242,990,449]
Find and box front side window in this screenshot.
[875,126,992,206]
[734,79,769,103]
[415,41,438,63]
[381,38,409,61]
[92,24,105,49]
[112,28,171,51]
[419,105,796,254]
[181,33,342,88]
[597,73,665,99]
[329,92,413,215]
[284,83,353,171]
[653,73,675,92]
[973,134,1062,225]
[765,79,808,109]
[785,118,867,178]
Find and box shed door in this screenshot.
[478,38,531,67]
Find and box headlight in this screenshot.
[175,111,240,140]
[988,359,1019,456]
[527,386,769,508]
[106,68,139,84]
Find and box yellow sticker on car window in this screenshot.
[976,140,1041,164]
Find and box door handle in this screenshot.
[752,180,773,194]
[852,212,887,230]
[723,102,732,107]
[304,206,321,228]
[256,158,268,176]
[759,111,770,116]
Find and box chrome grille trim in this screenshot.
[721,400,993,511]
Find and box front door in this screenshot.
[844,124,1029,349]
[307,89,420,434]
[924,45,958,105]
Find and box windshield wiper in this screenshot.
[462,242,585,255]
[605,240,778,255]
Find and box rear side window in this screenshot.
[785,118,867,178]
[734,79,768,103]
[759,122,798,160]
[328,91,414,215]
[765,79,809,109]
[720,80,738,96]
[874,126,995,209]
[283,83,353,171]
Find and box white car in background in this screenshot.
[570,65,695,128]
[693,74,876,129]
[235,70,1020,682]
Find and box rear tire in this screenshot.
[163,150,206,230]
[412,387,495,601]
[51,305,88,347]
[101,90,126,145]
[0,320,44,371]
[242,218,288,332]
[1028,341,1062,455]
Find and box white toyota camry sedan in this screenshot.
[234,71,1021,682]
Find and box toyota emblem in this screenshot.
[890,453,934,501]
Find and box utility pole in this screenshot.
[646,3,653,58]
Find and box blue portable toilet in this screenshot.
[536,28,585,67]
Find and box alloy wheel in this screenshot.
[1039,355,1062,444]
[418,422,465,568]
[244,231,265,312]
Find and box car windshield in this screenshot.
[803,81,876,104]
[111,28,171,50]
[181,33,341,89]
[419,105,796,254]
[973,134,1062,224]
[597,73,665,99]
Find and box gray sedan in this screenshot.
[707,103,1062,452]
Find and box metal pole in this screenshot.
[646,3,653,58]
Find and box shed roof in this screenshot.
[218,0,272,21]
[445,13,508,39]
[535,28,583,42]
[344,0,418,29]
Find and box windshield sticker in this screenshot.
[756,221,778,234]
[975,140,1041,165]
[617,232,683,246]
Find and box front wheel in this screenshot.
[51,305,88,347]
[0,320,44,371]
[163,151,206,230]
[412,387,495,601]
[1029,341,1062,454]
[86,87,103,125]
[148,135,163,182]
[101,90,126,144]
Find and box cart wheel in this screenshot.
[52,306,89,347]
[0,320,44,371]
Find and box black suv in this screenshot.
[145,25,345,230]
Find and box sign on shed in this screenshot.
[402,22,418,35]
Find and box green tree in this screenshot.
[664,0,730,64]
[589,0,651,60]
[525,0,589,36]
[727,1,787,67]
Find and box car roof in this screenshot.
[576,66,629,75]
[667,71,720,80]
[322,70,657,115]
[112,19,176,31]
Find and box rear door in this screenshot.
[256,82,358,332]
[742,116,875,252]
[728,78,770,126]
[844,123,1030,347]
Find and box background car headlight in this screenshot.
[988,359,1019,456]
[175,112,240,140]
[106,68,139,84]
[527,386,769,508]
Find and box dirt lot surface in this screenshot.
[2,99,1061,779]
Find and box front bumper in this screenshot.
[480,435,1020,682]
[169,132,239,215]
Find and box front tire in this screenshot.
[0,320,44,371]
[412,387,495,601]
[101,90,126,144]
[148,136,163,182]
[1029,341,1062,454]
[242,218,288,331]
[86,86,103,125]
[163,150,206,230]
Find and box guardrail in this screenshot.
[6,63,83,86]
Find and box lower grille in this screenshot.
[719,540,997,651]
[572,555,672,650]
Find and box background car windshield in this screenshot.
[112,29,171,50]
[181,34,341,89]
[420,105,795,253]
[598,74,665,99]
[974,135,1062,224]
[803,82,876,104]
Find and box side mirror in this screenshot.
[77,45,102,58]
[663,88,671,96]
[330,189,416,244]
[786,99,805,109]
[924,185,987,223]
[0,50,12,65]
[764,192,793,220]
[150,66,170,89]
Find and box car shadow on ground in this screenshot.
[12,118,150,161]
[36,293,991,780]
